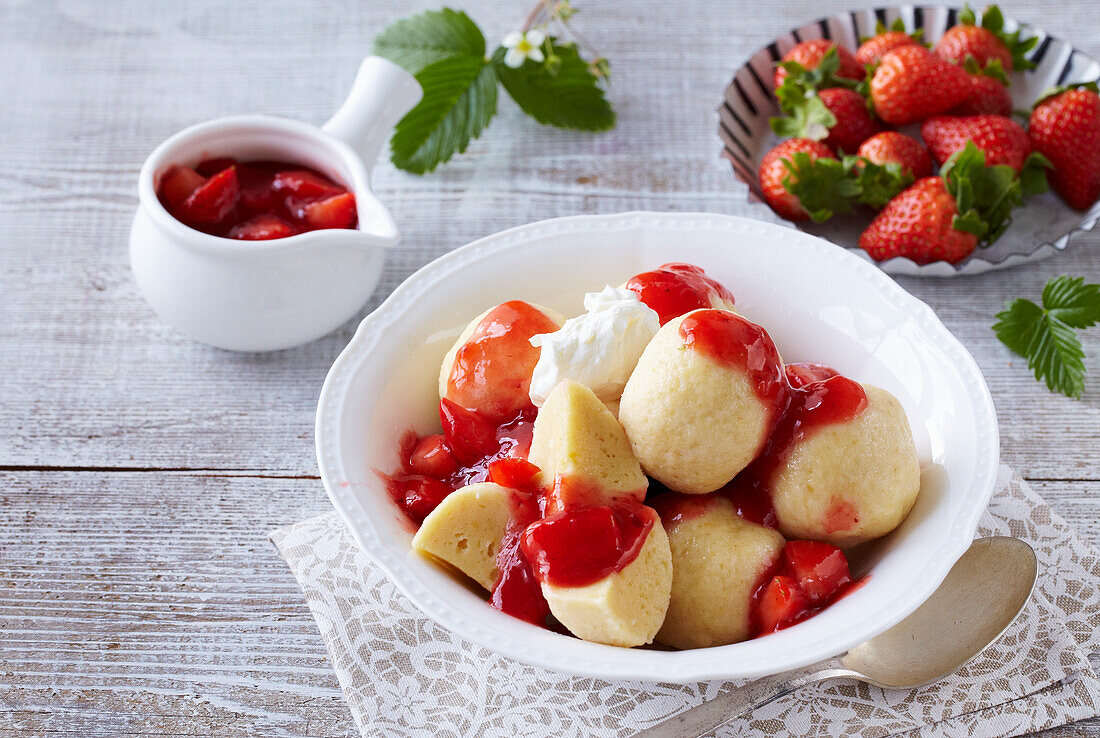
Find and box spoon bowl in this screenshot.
[636,536,1038,737]
[844,536,1037,689]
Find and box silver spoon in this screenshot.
[634,536,1037,738]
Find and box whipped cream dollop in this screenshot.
[529,286,660,407]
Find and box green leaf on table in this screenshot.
[373,8,485,74]
[491,40,615,131]
[993,275,1100,398]
[390,55,498,174]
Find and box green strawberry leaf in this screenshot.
[1043,275,1100,328]
[1019,151,1052,197]
[770,90,836,140]
[390,55,498,174]
[781,153,861,222]
[993,274,1099,398]
[942,141,1027,245]
[373,8,485,74]
[848,156,914,209]
[963,56,1010,85]
[491,39,614,131]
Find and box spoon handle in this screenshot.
[632,662,855,738]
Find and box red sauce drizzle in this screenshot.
[679,309,788,408]
[521,503,656,587]
[446,301,559,423]
[490,487,550,626]
[625,263,736,325]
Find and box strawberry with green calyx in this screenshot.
[758,138,861,222]
[1028,82,1100,210]
[953,57,1013,115]
[933,4,1037,72]
[870,45,972,125]
[857,131,933,179]
[771,48,883,154]
[849,131,933,209]
[859,142,1039,264]
[920,114,1034,172]
[856,19,924,67]
[773,39,864,91]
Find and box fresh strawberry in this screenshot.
[782,541,851,604]
[860,140,1041,264]
[227,214,297,241]
[920,114,1030,172]
[932,4,1036,73]
[178,166,239,225]
[857,132,933,178]
[754,575,810,634]
[158,165,206,210]
[758,138,859,221]
[194,157,238,177]
[870,45,972,125]
[302,192,358,230]
[954,73,1012,115]
[856,19,923,66]
[774,39,863,90]
[1029,83,1100,210]
[816,88,884,153]
[272,169,345,199]
[439,398,498,466]
[859,177,978,264]
[409,434,458,478]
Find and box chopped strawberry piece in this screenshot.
[784,363,839,388]
[303,192,357,230]
[235,163,277,214]
[195,157,238,177]
[227,214,297,241]
[399,475,451,524]
[272,169,345,198]
[409,434,458,478]
[487,457,541,490]
[179,166,240,225]
[782,540,852,604]
[158,165,206,210]
[755,575,811,634]
[439,399,498,466]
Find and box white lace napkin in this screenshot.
[271,466,1100,737]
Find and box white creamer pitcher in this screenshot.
[130,56,422,352]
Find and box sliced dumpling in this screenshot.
[412,482,514,590]
[527,380,647,512]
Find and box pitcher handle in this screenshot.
[323,56,422,168]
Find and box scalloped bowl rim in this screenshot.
[315,211,999,682]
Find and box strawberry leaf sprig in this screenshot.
[994,276,1100,398]
[373,3,614,174]
[941,142,1050,245]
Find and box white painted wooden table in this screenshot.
[1,1,1098,735]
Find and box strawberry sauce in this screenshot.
[625,263,736,325]
[446,301,560,423]
[156,158,357,240]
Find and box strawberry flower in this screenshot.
[501,29,546,68]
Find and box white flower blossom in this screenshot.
[501,29,546,68]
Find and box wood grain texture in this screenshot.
[1,0,1098,734]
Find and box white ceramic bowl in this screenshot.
[315,211,999,682]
